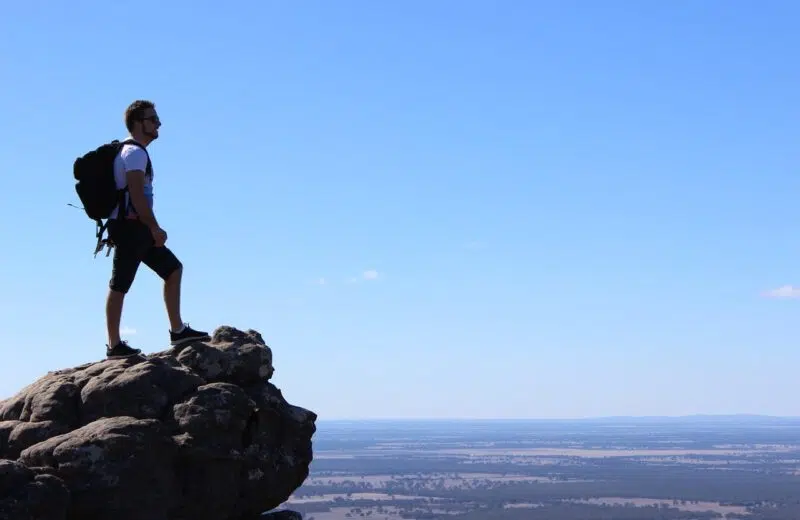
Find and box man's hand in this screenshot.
[151,226,168,247]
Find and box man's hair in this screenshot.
[124,100,156,132]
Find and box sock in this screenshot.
[172,323,186,334]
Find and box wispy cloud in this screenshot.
[346,270,381,284]
[120,326,137,336]
[762,285,800,299]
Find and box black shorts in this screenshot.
[107,219,182,294]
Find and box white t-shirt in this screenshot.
[109,142,153,219]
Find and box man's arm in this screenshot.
[126,169,159,230]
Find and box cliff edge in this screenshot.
[0,326,316,520]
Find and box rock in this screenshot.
[0,459,70,520]
[0,326,316,520]
[0,420,72,459]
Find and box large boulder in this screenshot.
[0,326,315,520]
[0,459,70,520]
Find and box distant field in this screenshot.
[301,472,591,493]
[288,418,800,519]
[576,497,750,516]
[316,444,800,460]
[299,506,413,520]
[290,493,429,504]
[431,447,793,457]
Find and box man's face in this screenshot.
[141,108,161,140]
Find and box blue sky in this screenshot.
[1,1,799,419]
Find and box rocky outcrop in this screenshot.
[0,459,70,520]
[0,326,315,520]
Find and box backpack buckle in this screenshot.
[93,237,114,258]
[93,220,115,258]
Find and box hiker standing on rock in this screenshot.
[91,100,209,357]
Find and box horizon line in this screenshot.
[314,413,800,422]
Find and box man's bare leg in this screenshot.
[106,289,125,346]
[165,266,183,332]
[163,264,210,346]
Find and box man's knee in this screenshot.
[145,245,183,283]
[160,258,183,284]
[109,262,137,293]
[166,263,183,282]
[109,277,133,294]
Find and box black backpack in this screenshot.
[72,139,149,256]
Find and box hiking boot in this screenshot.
[107,340,142,358]
[170,323,210,346]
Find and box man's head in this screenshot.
[124,99,161,144]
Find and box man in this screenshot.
[105,99,209,357]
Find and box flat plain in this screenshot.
[275,416,800,519]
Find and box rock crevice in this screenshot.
[0,325,315,520]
